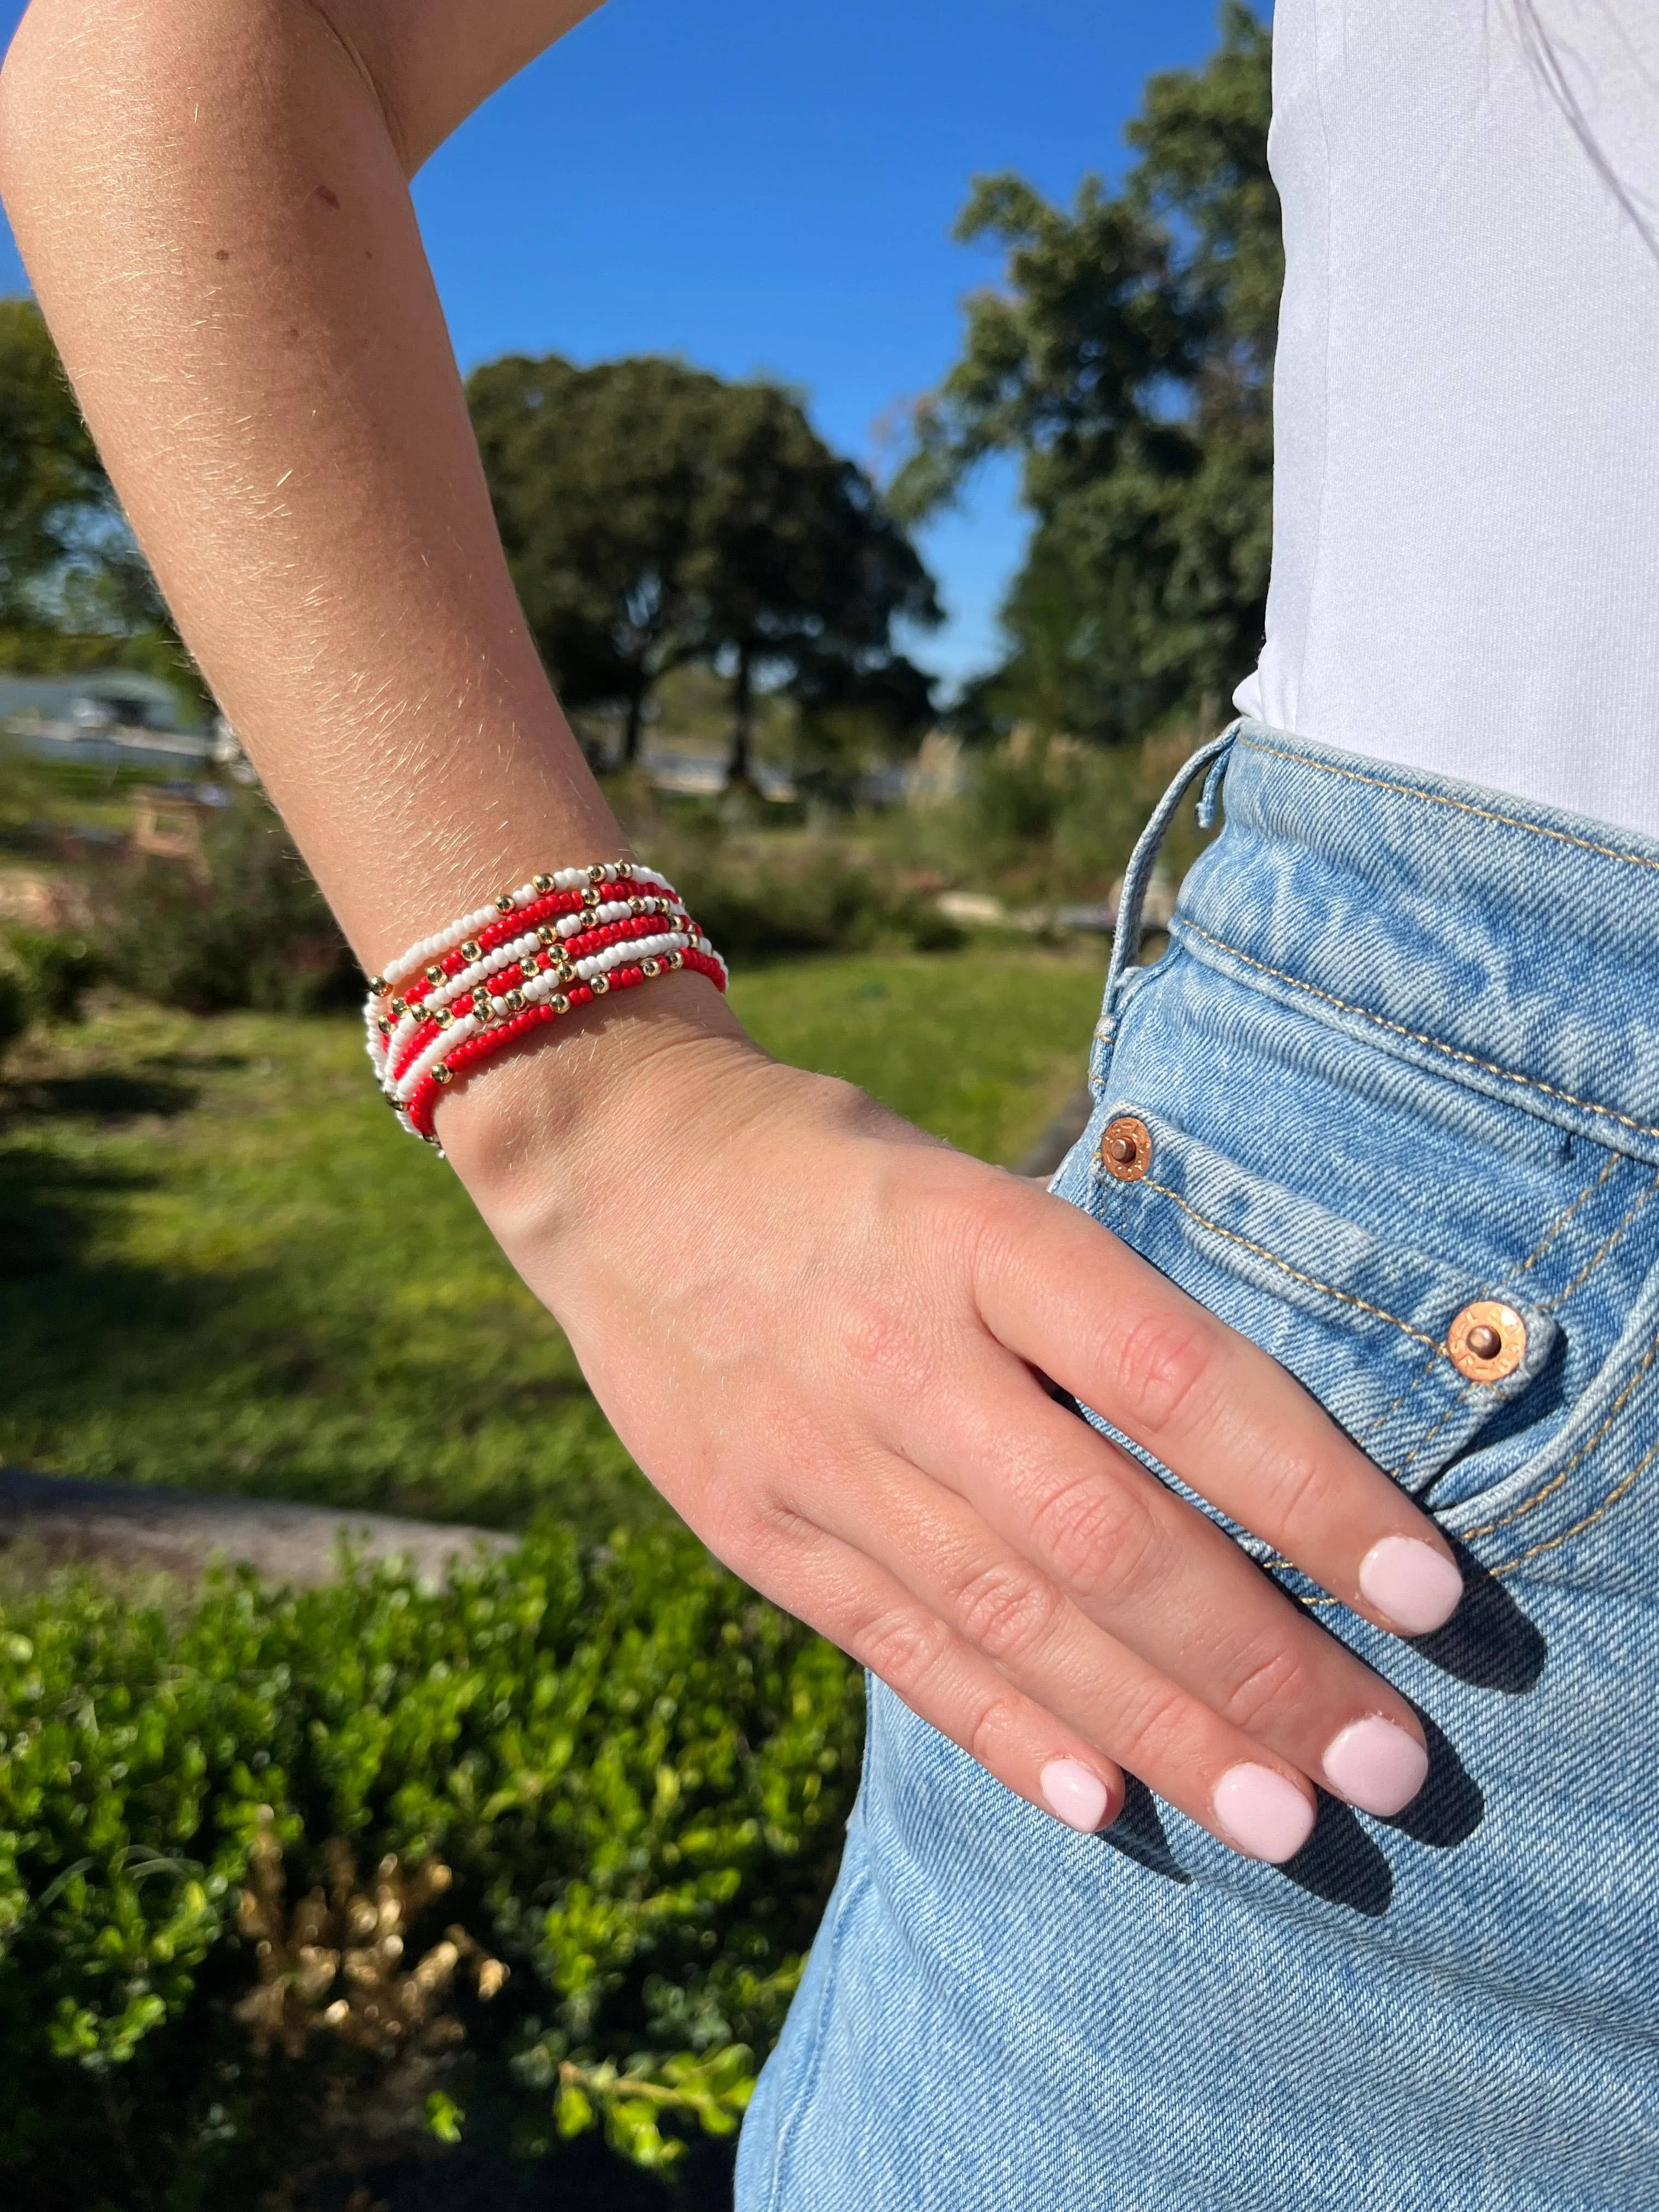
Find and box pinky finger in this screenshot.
[765,1519,1125,1836]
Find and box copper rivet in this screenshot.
[1448,1300,1526,1383]
[1099,1114,1152,1182]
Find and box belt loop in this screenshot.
[1097,722,1240,1049]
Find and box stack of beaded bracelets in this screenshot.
[364,861,727,1148]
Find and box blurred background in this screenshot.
[0,5,1276,2205]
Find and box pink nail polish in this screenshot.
[1358,1536,1464,1634]
[1212,1764,1316,1862]
[1040,1758,1111,1833]
[1322,1716,1430,1817]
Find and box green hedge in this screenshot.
[0,1527,862,2207]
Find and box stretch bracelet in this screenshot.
[363,862,727,1151]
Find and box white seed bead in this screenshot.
[394,1009,479,1103]
[376,864,674,991]
[369,865,700,1116]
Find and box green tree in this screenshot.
[468,354,940,780]
[469,353,723,763]
[895,2,1278,741]
[0,295,170,636]
[690,377,940,786]
[0,296,105,627]
[0,295,202,692]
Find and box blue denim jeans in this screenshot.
[736,720,1659,2210]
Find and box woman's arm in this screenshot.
[0,0,1462,1860]
[0,0,617,958]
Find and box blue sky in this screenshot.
[0,0,1233,688]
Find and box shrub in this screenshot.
[98,793,359,1013]
[0,1527,862,2206]
[649,831,955,962]
[0,926,99,1026]
[876,724,1218,903]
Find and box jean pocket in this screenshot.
[1427,1244,1659,1575]
[1082,1103,1560,1507]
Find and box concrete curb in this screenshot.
[0,1465,517,1589]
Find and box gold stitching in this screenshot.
[1461,1329,1659,1539]
[1358,1344,1442,1446]
[1177,917,1659,1144]
[1512,1153,1621,1281]
[1542,1171,1659,1309]
[1240,737,1659,877]
[1136,1175,1451,1356]
[1390,1379,1475,1483]
[1490,1431,1659,1574]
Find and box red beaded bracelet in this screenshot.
[363,863,726,1151]
[401,945,728,1142]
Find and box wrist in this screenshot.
[432,968,766,1240]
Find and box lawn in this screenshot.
[0,946,1104,1536]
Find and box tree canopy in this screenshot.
[895,2,1278,742]
[0,296,193,685]
[0,297,171,633]
[467,354,940,776]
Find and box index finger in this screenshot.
[973,1186,1465,1637]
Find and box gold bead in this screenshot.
[494,891,515,913]
[616,860,634,879]
[537,923,556,946]
[460,939,481,963]
[641,957,660,979]
[390,996,408,1019]
[424,963,444,986]
[532,873,554,894]
[592,973,610,995]
[376,1015,392,1037]
[582,886,601,909]
[433,1005,454,1029]
[551,992,569,1014]
[366,975,388,998]
[587,863,606,883]
[432,1062,453,1086]
[504,988,525,1013]
[668,949,684,969]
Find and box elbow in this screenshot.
[0,1,68,230]
[0,0,159,252]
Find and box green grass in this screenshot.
[0,946,1103,1535]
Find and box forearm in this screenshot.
[0,0,615,972]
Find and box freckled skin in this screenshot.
[314,182,340,208]
[214,247,229,261]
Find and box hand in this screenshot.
[440,983,1463,1864]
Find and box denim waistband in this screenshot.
[1099,717,1659,1172]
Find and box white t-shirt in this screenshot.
[1235,0,1659,837]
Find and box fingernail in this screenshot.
[1322,1715,1430,1817]
[1358,1536,1464,1634]
[1040,1758,1111,1833]
[1212,1764,1316,1862]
